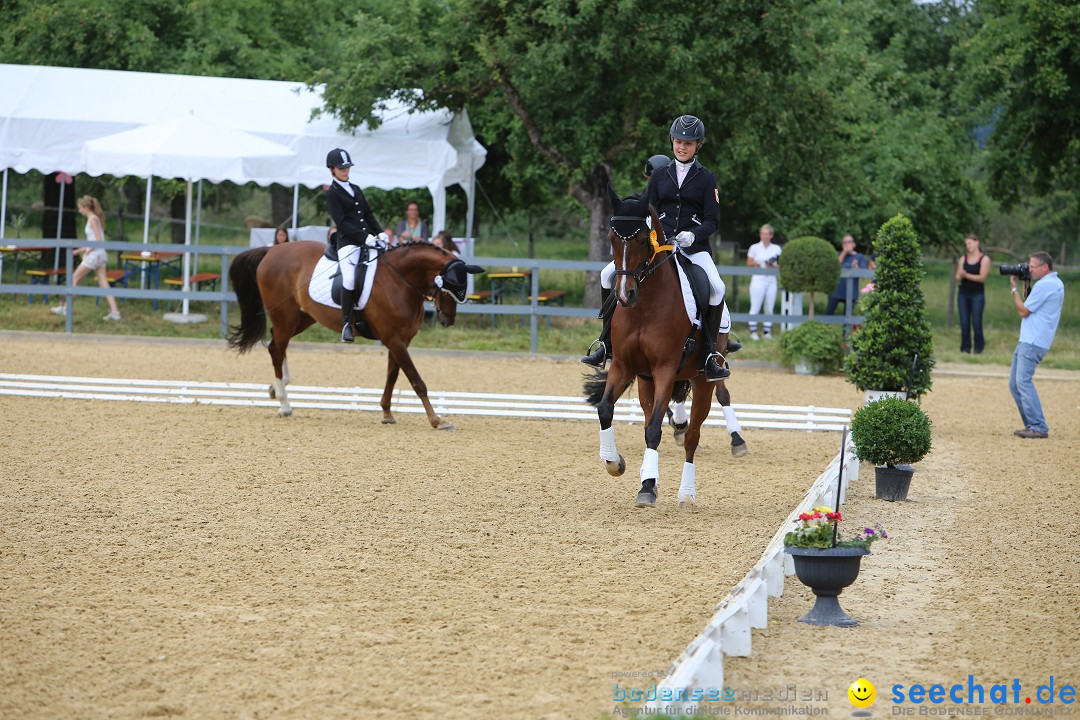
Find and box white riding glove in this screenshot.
[676,231,695,248]
[364,234,380,248]
[378,232,390,246]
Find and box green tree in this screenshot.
[316,0,844,305]
[777,236,840,319]
[960,0,1080,209]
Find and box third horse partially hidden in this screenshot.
[584,188,726,509]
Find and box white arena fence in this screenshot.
[646,438,859,713]
[0,373,851,431]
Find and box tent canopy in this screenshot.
[0,63,486,233]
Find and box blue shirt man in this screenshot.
[826,235,867,315]
[1008,252,1065,438]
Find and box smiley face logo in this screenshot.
[848,678,876,708]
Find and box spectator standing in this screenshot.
[1008,251,1065,439]
[825,234,867,315]
[745,224,781,340]
[50,195,121,321]
[955,234,990,353]
[395,201,429,244]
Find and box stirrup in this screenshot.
[703,353,730,381]
[341,321,355,343]
[580,340,608,367]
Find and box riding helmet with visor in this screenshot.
[644,154,670,178]
[669,115,705,143]
[326,148,355,168]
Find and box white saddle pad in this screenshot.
[308,253,379,310]
[674,261,701,329]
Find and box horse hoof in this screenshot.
[605,455,626,477]
[381,416,397,425]
[672,421,688,447]
[635,479,657,508]
[678,496,696,511]
[277,409,292,418]
[731,433,748,457]
[635,490,657,508]
[436,422,456,432]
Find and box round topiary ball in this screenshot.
[850,396,933,467]
[779,236,841,295]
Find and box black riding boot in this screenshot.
[701,304,731,381]
[340,287,356,343]
[581,287,614,367]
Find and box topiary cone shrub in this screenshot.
[778,236,840,320]
[849,396,932,468]
[845,215,935,399]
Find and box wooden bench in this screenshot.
[26,268,66,304]
[528,290,566,306]
[162,272,221,292]
[466,290,493,303]
[163,272,222,311]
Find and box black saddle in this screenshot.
[325,244,376,340]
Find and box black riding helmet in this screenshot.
[644,154,670,178]
[669,115,705,143]
[326,148,354,168]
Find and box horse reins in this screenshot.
[610,216,676,284]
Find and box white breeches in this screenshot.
[684,251,725,305]
[338,245,360,291]
[748,276,778,331]
[601,261,616,290]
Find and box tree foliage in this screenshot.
[778,236,839,317]
[850,395,933,467]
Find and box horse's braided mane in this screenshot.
[386,240,453,257]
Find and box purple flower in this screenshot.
[864,528,875,536]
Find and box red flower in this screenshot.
[798,513,813,522]
[826,512,842,521]
[811,511,823,520]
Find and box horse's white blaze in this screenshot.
[641,448,659,483]
[617,242,630,303]
[272,378,292,415]
[599,427,620,463]
[678,462,696,504]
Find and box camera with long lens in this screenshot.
[999,263,1031,280]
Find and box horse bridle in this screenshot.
[381,252,470,305]
[610,214,676,283]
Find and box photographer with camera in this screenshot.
[746,224,782,340]
[1005,251,1065,439]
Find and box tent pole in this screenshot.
[194,179,203,272]
[465,154,476,249]
[182,179,192,315]
[1,168,7,242]
[292,184,299,231]
[55,176,65,271]
[141,176,152,290]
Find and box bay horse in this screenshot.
[227,240,483,429]
[584,188,721,508]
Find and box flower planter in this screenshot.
[864,389,904,405]
[793,359,822,376]
[784,546,870,627]
[874,464,915,501]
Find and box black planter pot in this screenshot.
[784,546,870,627]
[875,464,915,501]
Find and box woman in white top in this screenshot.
[51,195,121,321]
[745,223,781,339]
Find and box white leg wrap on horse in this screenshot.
[273,378,291,414]
[599,427,620,463]
[723,405,742,435]
[282,359,292,386]
[678,462,696,503]
[640,448,659,483]
[670,401,688,424]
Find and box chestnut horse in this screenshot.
[227,241,482,429]
[584,189,722,508]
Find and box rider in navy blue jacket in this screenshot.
[325,147,388,342]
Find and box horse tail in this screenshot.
[583,369,608,407]
[226,247,271,353]
[672,380,691,404]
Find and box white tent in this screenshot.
[0,63,486,237]
[84,115,301,319]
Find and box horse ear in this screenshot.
[607,183,621,211]
[649,205,665,242]
[464,264,485,275]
